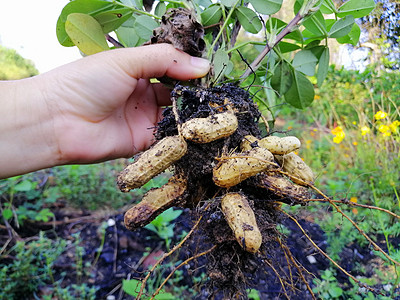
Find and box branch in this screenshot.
[241,0,321,79]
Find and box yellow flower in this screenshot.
[389,120,400,133]
[378,124,391,136]
[314,95,321,100]
[332,126,345,144]
[352,121,357,125]
[353,141,358,146]
[375,110,388,120]
[360,126,370,136]
[350,197,357,203]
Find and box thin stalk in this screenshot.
[207,0,241,59]
[241,12,303,79]
[112,0,161,19]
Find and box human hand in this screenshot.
[0,43,209,178]
[42,43,210,165]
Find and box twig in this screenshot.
[279,240,316,300]
[281,209,382,294]
[310,185,400,267]
[151,245,217,299]
[263,258,290,300]
[241,12,302,79]
[305,198,400,219]
[106,34,124,48]
[136,213,204,299]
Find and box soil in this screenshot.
[4,204,395,300]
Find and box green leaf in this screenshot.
[302,10,327,37]
[155,2,167,17]
[249,0,283,15]
[57,0,120,46]
[292,50,318,76]
[92,8,133,33]
[122,279,142,296]
[201,5,222,27]
[235,7,262,34]
[134,15,159,40]
[277,42,301,53]
[221,0,238,7]
[317,47,329,86]
[213,49,232,82]
[115,16,146,47]
[328,15,355,38]
[336,23,361,46]
[284,70,315,109]
[337,0,376,18]
[65,13,110,55]
[14,180,33,192]
[271,60,293,96]
[320,0,336,14]
[2,208,13,220]
[266,18,303,41]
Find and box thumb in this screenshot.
[104,43,210,80]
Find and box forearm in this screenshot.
[0,77,59,178]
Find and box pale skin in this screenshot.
[0,44,210,179]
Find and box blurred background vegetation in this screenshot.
[1,0,399,298]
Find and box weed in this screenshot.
[145,208,183,249]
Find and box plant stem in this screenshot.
[241,12,302,79]
[207,0,241,59]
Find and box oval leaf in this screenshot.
[271,60,293,96]
[235,7,262,34]
[134,15,159,40]
[292,50,318,76]
[337,0,376,18]
[249,0,283,15]
[65,13,109,55]
[284,70,315,109]
[329,15,355,38]
[336,23,361,46]
[213,49,231,82]
[155,2,167,17]
[302,10,327,37]
[57,0,117,47]
[201,5,222,27]
[317,47,329,86]
[93,8,133,33]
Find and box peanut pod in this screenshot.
[124,175,187,230]
[117,136,187,192]
[221,193,262,253]
[275,152,314,185]
[181,111,238,143]
[241,135,301,155]
[213,147,274,188]
[256,174,310,202]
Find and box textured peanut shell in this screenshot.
[124,175,187,230]
[181,111,238,143]
[213,147,274,188]
[241,135,301,155]
[117,136,187,192]
[221,193,262,253]
[258,136,301,155]
[275,152,314,185]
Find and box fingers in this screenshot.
[105,44,210,80]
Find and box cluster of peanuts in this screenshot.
[117,98,314,254]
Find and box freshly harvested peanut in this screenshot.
[275,152,314,185]
[213,147,274,188]
[240,135,259,151]
[259,136,301,155]
[117,136,187,192]
[256,174,310,202]
[221,193,262,253]
[124,175,187,230]
[181,111,238,143]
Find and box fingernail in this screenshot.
[190,57,210,72]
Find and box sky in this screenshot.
[0,0,82,73]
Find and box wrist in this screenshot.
[0,76,60,178]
